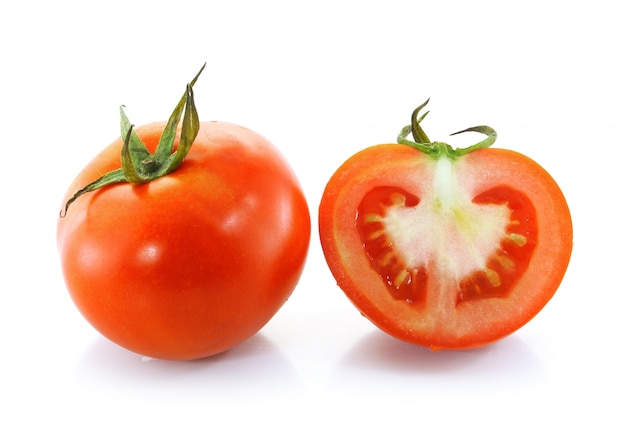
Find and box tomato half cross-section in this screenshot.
[57,65,310,360]
[319,99,572,350]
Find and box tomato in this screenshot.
[319,100,572,350]
[57,67,310,360]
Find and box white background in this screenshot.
[2,0,624,442]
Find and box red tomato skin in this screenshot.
[319,143,573,350]
[58,121,310,360]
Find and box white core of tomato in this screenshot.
[383,157,511,283]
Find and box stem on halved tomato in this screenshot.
[59,63,206,217]
[397,98,497,158]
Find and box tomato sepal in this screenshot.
[397,98,497,159]
[60,63,205,217]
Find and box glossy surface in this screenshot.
[58,121,311,360]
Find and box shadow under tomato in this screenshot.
[330,328,545,394]
[74,332,298,398]
[339,329,491,372]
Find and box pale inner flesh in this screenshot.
[382,157,511,285]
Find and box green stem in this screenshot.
[60,63,206,217]
[410,98,431,144]
[397,99,497,159]
[450,125,497,155]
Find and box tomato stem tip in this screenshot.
[59,63,206,218]
[397,99,497,158]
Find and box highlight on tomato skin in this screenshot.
[318,100,573,351]
[57,66,311,361]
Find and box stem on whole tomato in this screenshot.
[397,99,497,158]
[59,63,206,217]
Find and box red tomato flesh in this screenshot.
[319,143,572,350]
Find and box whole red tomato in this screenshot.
[319,99,572,350]
[57,67,310,360]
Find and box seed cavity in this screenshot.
[507,233,527,246]
[392,269,410,287]
[376,250,395,267]
[363,213,383,224]
[390,193,406,206]
[357,186,429,306]
[367,229,386,241]
[485,268,501,287]
[495,253,516,270]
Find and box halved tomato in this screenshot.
[319,100,572,350]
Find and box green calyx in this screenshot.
[397,98,497,158]
[60,63,206,217]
